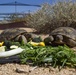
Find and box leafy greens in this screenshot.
[19,43,76,68]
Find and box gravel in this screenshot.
[0,63,76,75]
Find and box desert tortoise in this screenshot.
[44,27,76,47]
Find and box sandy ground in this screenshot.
[0,28,76,75]
[0,63,76,75]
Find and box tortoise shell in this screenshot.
[0,28,27,41]
[49,27,76,41]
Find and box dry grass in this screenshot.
[25,0,76,33]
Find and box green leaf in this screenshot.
[19,44,76,68]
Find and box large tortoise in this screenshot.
[0,28,39,44]
[44,27,76,47]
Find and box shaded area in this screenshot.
[0,21,28,30]
[0,55,20,64]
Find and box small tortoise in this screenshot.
[0,28,39,44]
[0,28,27,44]
[44,27,76,47]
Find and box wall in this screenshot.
[0,21,27,30]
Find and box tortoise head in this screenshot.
[44,36,54,45]
[54,34,64,44]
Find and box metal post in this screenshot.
[15,1,17,14]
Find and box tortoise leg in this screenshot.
[64,38,76,47]
[49,35,54,42]
[19,35,27,44]
[14,35,21,42]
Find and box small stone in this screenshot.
[15,68,28,73]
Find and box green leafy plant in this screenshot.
[19,44,76,68]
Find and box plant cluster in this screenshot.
[19,44,76,69]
